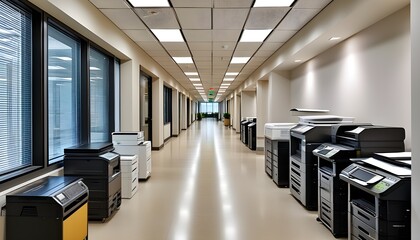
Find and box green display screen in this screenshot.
[373,181,387,191]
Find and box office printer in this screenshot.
[64,143,121,221]
[313,124,405,237]
[339,152,411,240]
[111,131,144,145]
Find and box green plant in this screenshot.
[197,113,202,121]
[223,112,230,119]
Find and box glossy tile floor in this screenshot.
[89,119,344,240]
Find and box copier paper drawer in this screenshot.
[352,215,376,240]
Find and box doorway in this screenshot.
[140,70,152,142]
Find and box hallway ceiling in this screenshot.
[88,0,332,101]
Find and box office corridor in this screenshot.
[89,119,339,240]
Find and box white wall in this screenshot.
[257,81,269,150]
[164,123,171,140]
[411,0,419,238]
[152,79,164,148]
[241,91,257,119]
[291,6,411,149]
[268,72,294,123]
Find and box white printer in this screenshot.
[264,123,296,140]
[112,132,151,180]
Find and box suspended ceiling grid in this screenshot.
[88,0,333,101]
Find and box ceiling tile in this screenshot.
[89,0,130,9]
[212,41,236,51]
[254,50,275,57]
[152,56,174,63]
[183,30,212,42]
[198,68,211,74]
[235,42,262,52]
[193,56,212,62]
[227,65,243,71]
[123,30,155,41]
[259,42,284,51]
[244,8,289,29]
[276,8,319,31]
[175,8,212,30]
[213,0,253,8]
[100,9,147,29]
[294,0,333,9]
[213,9,249,30]
[233,50,256,57]
[266,30,297,42]
[195,62,211,69]
[168,50,191,57]
[161,42,189,51]
[136,41,164,50]
[212,30,241,42]
[171,0,212,7]
[134,8,180,29]
[191,51,212,57]
[213,50,234,57]
[188,42,212,50]
[145,50,170,57]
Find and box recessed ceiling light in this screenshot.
[231,57,250,64]
[223,78,235,81]
[190,78,200,82]
[185,72,198,76]
[240,29,272,42]
[225,72,239,76]
[329,37,341,41]
[151,29,184,42]
[127,0,170,7]
[193,83,202,86]
[294,59,302,63]
[220,86,229,89]
[221,83,230,86]
[196,87,204,90]
[253,0,295,7]
[219,90,226,93]
[173,57,193,64]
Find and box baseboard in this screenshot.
[172,134,179,137]
[152,144,164,151]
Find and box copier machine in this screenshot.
[289,115,354,210]
[264,123,296,187]
[339,152,411,240]
[112,131,152,180]
[313,124,405,237]
[64,143,121,221]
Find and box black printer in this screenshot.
[339,152,411,240]
[313,124,405,237]
[64,142,121,221]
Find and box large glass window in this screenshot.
[48,24,81,163]
[0,1,32,174]
[199,102,218,113]
[90,48,109,142]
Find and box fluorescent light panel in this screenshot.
[189,78,201,82]
[225,72,238,76]
[231,57,250,64]
[223,78,235,81]
[127,0,170,7]
[240,29,272,42]
[185,72,198,76]
[193,83,202,86]
[329,37,341,41]
[173,57,193,64]
[221,83,230,86]
[254,0,295,7]
[151,29,184,42]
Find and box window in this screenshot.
[199,102,218,113]
[47,24,81,163]
[90,48,110,142]
[163,86,172,124]
[0,0,32,174]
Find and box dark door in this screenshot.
[187,97,190,127]
[140,70,152,142]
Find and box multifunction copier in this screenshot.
[112,131,151,180]
[313,124,405,237]
[6,176,89,240]
[64,143,121,221]
[339,153,411,240]
[289,115,354,210]
[264,123,296,187]
[241,118,256,145]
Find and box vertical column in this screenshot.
[172,89,179,136]
[152,78,163,149]
[268,71,293,123]
[257,80,269,151]
[411,1,420,238]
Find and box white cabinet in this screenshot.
[120,155,138,199]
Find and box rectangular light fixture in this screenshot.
[225,72,238,76]
[223,78,235,81]
[329,37,341,41]
[240,29,272,42]
[231,57,250,64]
[173,57,193,64]
[151,29,184,42]
[220,86,228,89]
[189,78,201,82]
[196,87,204,90]
[185,72,198,76]
[221,83,230,86]
[127,0,170,7]
[253,0,295,7]
[193,83,202,86]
